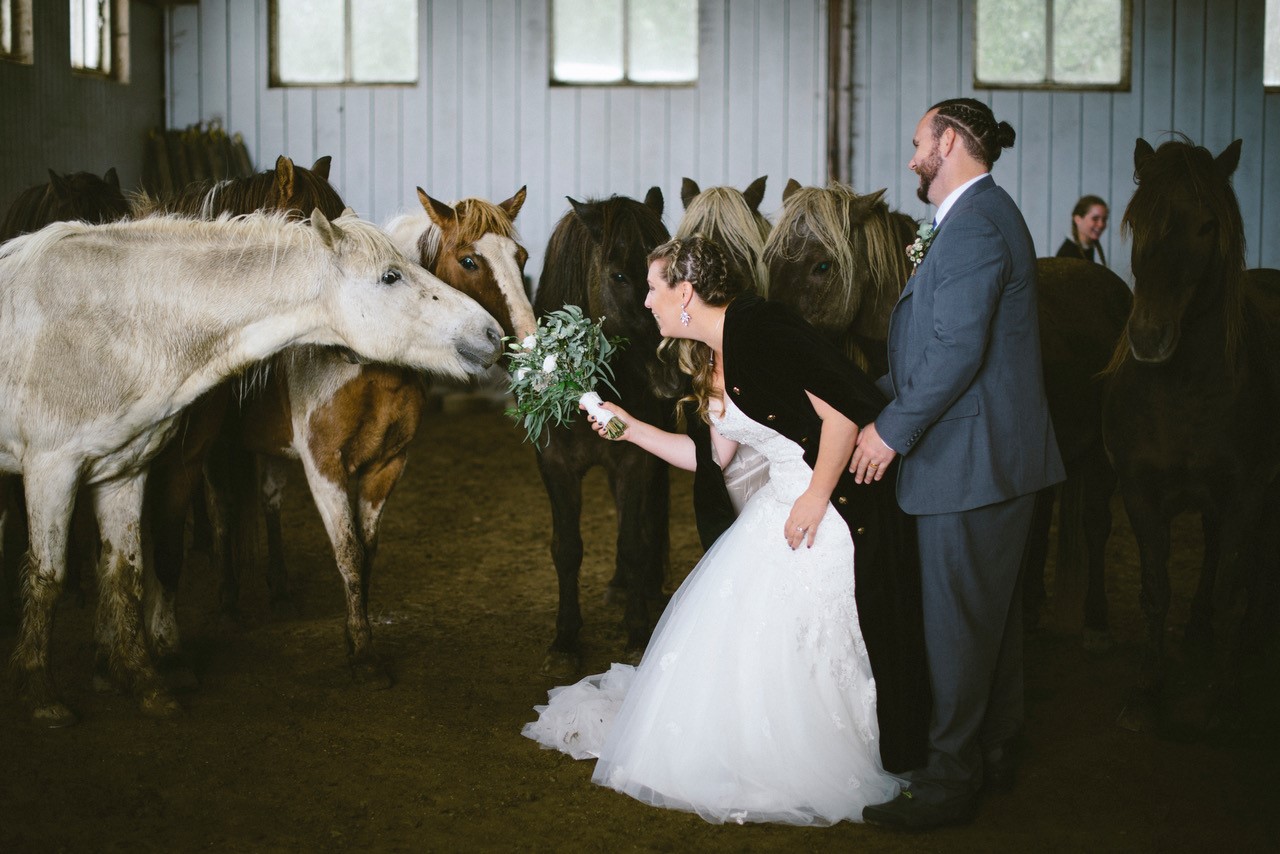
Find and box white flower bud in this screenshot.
[542,354,558,373]
[522,335,537,349]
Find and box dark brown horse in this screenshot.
[533,190,677,677]
[1103,136,1280,731]
[764,181,1132,648]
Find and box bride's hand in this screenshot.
[785,491,827,550]
[580,400,632,441]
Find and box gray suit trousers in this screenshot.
[908,492,1034,805]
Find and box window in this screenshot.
[1267,0,1280,90]
[2,0,32,65]
[271,0,418,87]
[70,0,109,73]
[551,0,697,86]
[975,0,1130,90]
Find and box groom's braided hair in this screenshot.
[930,98,1017,168]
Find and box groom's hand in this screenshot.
[850,423,896,484]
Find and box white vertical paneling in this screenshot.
[636,91,670,205]
[1019,93,1053,254]
[1264,92,1280,269]
[1079,90,1113,260]
[1173,0,1206,142]
[200,0,230,127]
[666,86,699,200]
[487,2,520,200]
[516,0,549,273]
[577,89,610,196]
[313,90,345,194]
[371,89,404,214]
[755,0,786,205]
[897,1,929,206]
[726,1,758,182]
[695,0,728,186]
[341,88,374,216]
[1233,0,1266,268]
[1141,1,1174,137]
[168,7,202,126]
[459,2,491,196]
[1203,0,1238,154]
[285,90,316,169]
[429,0,460,202]
[788,0,821,191]
[1049,94,1084,254]
[864,0,901,206]
[257,0,287,165]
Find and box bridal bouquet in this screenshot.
[504,305,628,445]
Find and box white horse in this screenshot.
[0,209,502,725]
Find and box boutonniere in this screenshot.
[906,222,936,272]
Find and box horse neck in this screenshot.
[848,209,913,343]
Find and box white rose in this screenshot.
[514,368,528,382]
[521,335,537,349]
[542,354,558,373]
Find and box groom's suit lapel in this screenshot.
[897,175,995,303]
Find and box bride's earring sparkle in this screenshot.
[680,303,691,326]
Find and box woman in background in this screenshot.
[1056,195,1109,265]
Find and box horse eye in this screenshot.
[611,272,627,284]
[813,261,832,275]
[1197,220,1216,237]
[380,269,402,285]
[461,256,479,271]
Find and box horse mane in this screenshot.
[1111,134,1248,375]
[384,212,443,266]
[764,183,915,326]
[0,171,131,242]
[675,186,772,295]
[138,162,347,221]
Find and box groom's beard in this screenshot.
[915,150,942,204]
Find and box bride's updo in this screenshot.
[647,234,747,426]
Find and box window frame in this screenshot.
[68,0,128,82]
[268,0,419,89]
[548,0,699,88]
[973,0,1132,92]
[1266,0,1280,92]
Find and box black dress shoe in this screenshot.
[862,791,978,830]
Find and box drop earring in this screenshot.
[680,296,691,326]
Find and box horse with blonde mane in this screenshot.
[766,180,1132,649]
[0,210,501,726]
[676,176,771,295]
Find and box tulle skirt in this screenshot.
[523,478,901,825]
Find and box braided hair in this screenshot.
[928,98,1016,168]
[646,234,745,426]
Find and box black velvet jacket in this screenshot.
[687,293,929,772]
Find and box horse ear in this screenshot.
[1133,138,1155,177]
[568,196,604,240]
[499,185,527,221]
[680,178,701,210]
[274,155,297,200]
[47,169,72,201]
[417,187,457,228]
[311,208,342,247]
[340,206,356,218]
[310,156,333,180]
[644,186,664,217]
[103,167,120,190]
[1214,139,1243,179]
[782,178,803,202]
[743,176,767,212]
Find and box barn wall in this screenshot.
[850,0,1280,284]
[0,2,166,214]
[163,0,829,280]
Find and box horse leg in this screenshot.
[609,455,669,662]
[1115,487,1172,732]
[0,474,20,630]
[298,452,389,686]
[1080,446,1117,652]
[1184,511,1221,655]
[1020,485,1055,631]
[346,453,410,686]
[12,461,79,726]
[92,475,180,719]
[259,455,295,614]
[536,453,586,678]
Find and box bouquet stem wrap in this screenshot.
[579,391,627,440]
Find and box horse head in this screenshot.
[675,176,772,295]
[414,186,535,340]
[309,209,503,379]
[0,168,130,242]
[267,155,347,220]
[1122,136,1246,364]
[562,188,676,396]
[764,181,913,372]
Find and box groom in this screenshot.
[849,98,1064,829]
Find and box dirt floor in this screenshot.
[1,392,1277,853]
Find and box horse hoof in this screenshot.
[350,661,394,691]
[541,650,580,681]
[139,687,182,719]
[31,702,79,728]
[1082,628,1115,655]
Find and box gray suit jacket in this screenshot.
[876,175,1065,515]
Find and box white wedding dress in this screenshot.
[522,396,899,825]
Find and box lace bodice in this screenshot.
[712,396,812,503]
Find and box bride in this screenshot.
[523,235,902,825]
